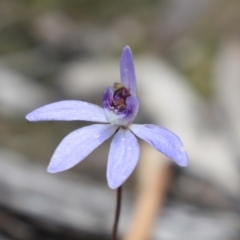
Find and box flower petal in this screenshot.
[102,87,114,110]
[26,100,108,123]
[47,124,117,173]
[130,124,188,166]
[115,96,139,126]
[107,128,140,189]
[120,46,137,96]
[103,95,139,126]
[124,96,139,122]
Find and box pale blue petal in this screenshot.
[130,124,188,167]
[26,100,108,123]
[120,46,137,96]
[47,124,117,173]
[107,128,140,189]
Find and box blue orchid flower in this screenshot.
[26,46,188,189]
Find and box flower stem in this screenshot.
[112,186,122,240]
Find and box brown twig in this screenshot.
[123,143,172,240]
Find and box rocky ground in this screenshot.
[1,0,240,239]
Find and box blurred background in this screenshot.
[1,0,240,239]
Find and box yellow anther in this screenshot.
[113,82,124,90]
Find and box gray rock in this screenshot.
[0,148,131,234]
[213,39,240,158]
[0,65,57,118]
[155,202,239,240]
[0,148,239,239]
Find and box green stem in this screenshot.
[111,186,122,240]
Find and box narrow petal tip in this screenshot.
[47,159,75,174]
[107,181,118,190]
[122,45,132,54]
[177,147,189,167]
[25,112,34,121]
[26,112,41,122]
[120,46,137,96]
[47,166,58,174]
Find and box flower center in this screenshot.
[113,84,131,110]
